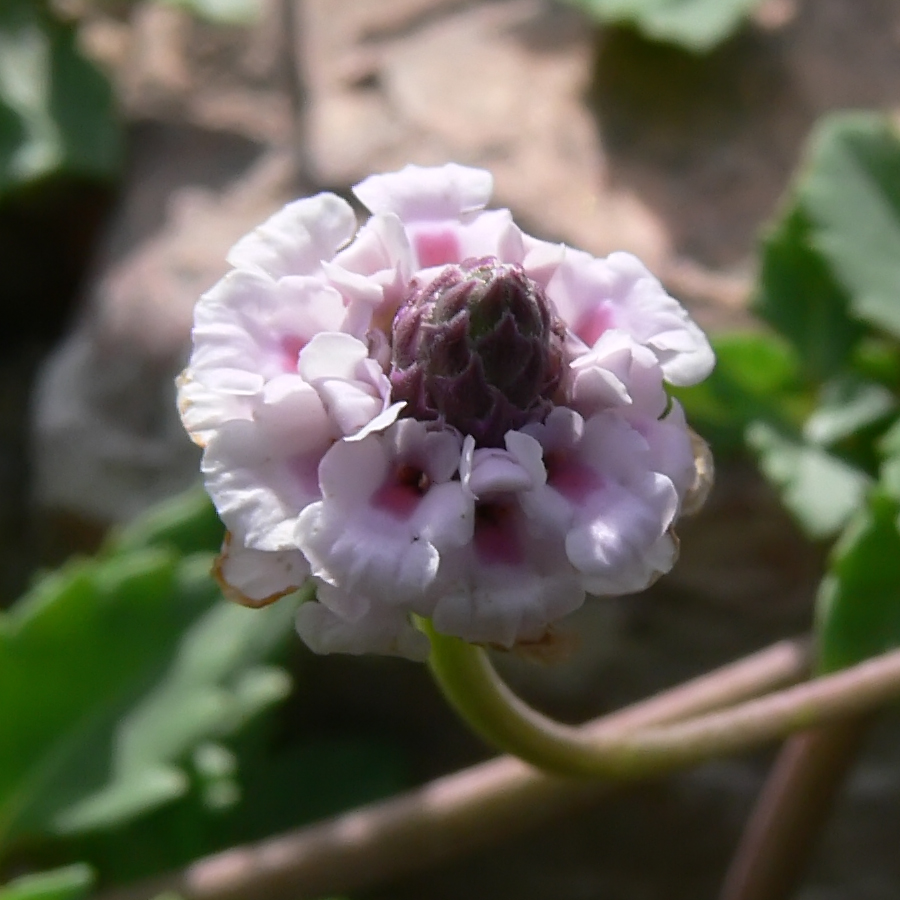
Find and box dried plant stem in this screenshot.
[718,714,873,900]
[98,638,809,900]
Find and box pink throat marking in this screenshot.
[474,502,523,567]
[280,334,307,372]
[415,228,461,268]
[575,305,612,347]
[546,453,603,502]
[371,465,429,520]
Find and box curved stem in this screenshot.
[422,619,632,775]
[98,637,809,900]
[423,619,900,779]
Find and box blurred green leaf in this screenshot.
[52,571,298,834]
[559,0,764,51]
[71,734,407,883]
[754,207,865,384]
[801,113,900,339]
[0,865,93,900]
[106,486,223,558]
[0,543,299,848]
[746,421,871,539]
[162,0,260,25]
[876,420,900,507]
[0,0,121,196]
[849,337,900,389]
[817,490,900,673]
[803,375,896,446]
[878,416,900,459]
[672,330,808,453]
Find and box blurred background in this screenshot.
[3,1,900,898]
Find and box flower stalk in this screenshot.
[97,637,810,900]
[423,619,900,780]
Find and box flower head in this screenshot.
[178,163,714,659]
[390,257,566,446]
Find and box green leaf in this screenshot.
[754,207,865,384]
[560,0,765,52]
[672,330,808,453]
[746,421,871,539]
[162,0,261,25]
[0,547,299,847]
[876,422,900,504]
[106,485,223,558]
[0,1,121,196]
[849,337,900,389]
[0,865,93,900]
[817,490,900,673]
[71,733,408,883]
[878,416,900,459]
[801,113,900,339]
[803,376,896,446]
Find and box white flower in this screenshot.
[178,163,714,658]
[429,431,585,647]
[296,419,472,608]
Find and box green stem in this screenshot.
[422,619,635,775]
[422,618,900,779]
[97,637,810,900]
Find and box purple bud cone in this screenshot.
[390,257,566,447]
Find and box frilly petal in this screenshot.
[297,422,472,606]
[566,475,679,596]
[547,248,714,387]
[296,597,429,660]
[432,544,584,648]
[213,533,309,608]
[227,193,357,279]
[353,163,493,222]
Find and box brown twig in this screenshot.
[97,638,810,900]
[718,714,873,900]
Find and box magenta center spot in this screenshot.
[371,464,429,520]
[415,228,461,268]
[546,453,603,502]
[280,334,307,372]
[575,305,612,347]
[474,502,523,566]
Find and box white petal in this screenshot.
[297,427,473,605]
[432,545,584,648]
[628,403,697,504]
[465,447,536,498]
[298,332,370,382]
[547,248,714,387]
[566,474,678,595]
[202,417,329,551]
[296,599,429,660]
[213,535,309,608]
[227,193,357,278]
[315,379,385,436]
[567,330,668,418]
[353,163,493,222]
[331,212,413,279]
[348,401,406,442]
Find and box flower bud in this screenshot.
[389,257,566,446]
